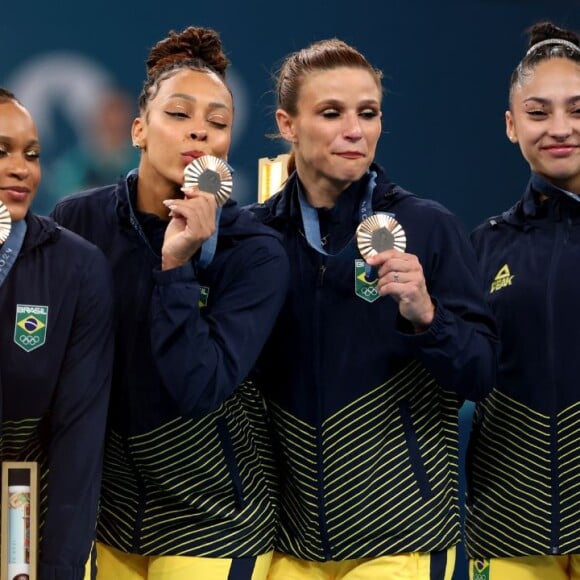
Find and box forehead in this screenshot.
[154,68,232,107]
[514,58,580,97]
[0,101,38,138]
[298,67,381,103]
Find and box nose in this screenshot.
[189,126,208,141]
[343,113,363,140]
[7,154,29,179]
[548,111,573,140]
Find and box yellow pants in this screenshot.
[267,547,456,580]
[96,542,273,580]
[469,555,580,580]
[85,543,96,579]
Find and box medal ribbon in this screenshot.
[297,170,378,258]
[297,170,391,281]
[0,219,27,288]
[197,206,222,268]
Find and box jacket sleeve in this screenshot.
[150,236,289,418]
[399,211,498,403]
[39,248,114,580]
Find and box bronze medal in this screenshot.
[356,213,406,259]
[183,155,232,207]
[0,200,12,244]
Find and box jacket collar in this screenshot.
[20,212,60,255]
[501,173,580,227]
[117,171,282,240]
[257,162,401,223]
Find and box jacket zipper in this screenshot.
[547,220,566,555]
[315,260,332,558]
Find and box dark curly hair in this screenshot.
[138,26,230,112]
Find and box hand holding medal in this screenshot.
[161,155,232,270]
[356,213,433,330]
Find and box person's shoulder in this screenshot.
[223,199,285,240]
[394,185,455,217]
[54,183,116,211]
[51,184,119,234]
[470,212,510,249]
[245,191,285,224]
[385,185,460,236]
[471,212,506,234]
[30,214,109,269]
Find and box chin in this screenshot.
[5,204,29,223]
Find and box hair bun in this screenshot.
[528,21,579,49]
[146,26,230,78]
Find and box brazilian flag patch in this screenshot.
[472,558,490,580]
[14,304,48,352]
[354,259,380,303]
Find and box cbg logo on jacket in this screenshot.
[14,304,48,352]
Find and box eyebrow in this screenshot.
[316,98,380,108]
[0,135,40,146]
[168,93,229,109]
[523,95,580,105]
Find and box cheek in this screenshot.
[516,141,537,166]
[365,127,381,154]
[25,164,41,199]
[211,133,231,157]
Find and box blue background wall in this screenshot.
[2,2,578,578]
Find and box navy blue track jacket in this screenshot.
[466,178,580,558]
[51,174,290,557]
[0,213,114,580]
[247,165,498,561]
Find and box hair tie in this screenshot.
[525,38,580,57]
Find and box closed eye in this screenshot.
[527,110,548,118]
[166,110,189,119]
[360,109,380,119]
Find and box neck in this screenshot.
[135,165,177,219]
[303,189,340,209]
[298,175,350,209]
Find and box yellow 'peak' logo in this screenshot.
[490,264,514,293]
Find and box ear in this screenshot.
[276,109,297,144]
[132,116,145,149]
[505,110,518,143]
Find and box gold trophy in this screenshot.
[258,154,290,202]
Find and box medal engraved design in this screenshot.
[0,200,12,244]
[183,155,233,207]
[356,214,406,259]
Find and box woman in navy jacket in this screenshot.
[247,38,497,580]
[0,87,114,580]
[466,21,580,580]
[51,27,289,580]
